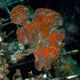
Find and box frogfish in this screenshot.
[10,5,65,71]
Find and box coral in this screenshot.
[10,5,65,71]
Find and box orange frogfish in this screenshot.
[10,5,65,71]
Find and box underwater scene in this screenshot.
[0,0,80,80]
